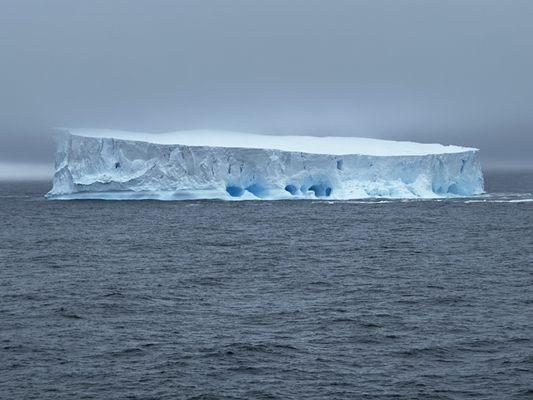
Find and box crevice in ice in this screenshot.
[114,162,120,169]
[245,183,267,198]
[447,183,460,195]
[336,159,343,170]
[226,185,244,197]
[308,184,332,197]
[284,184,298,195]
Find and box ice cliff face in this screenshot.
[47,130,484,200]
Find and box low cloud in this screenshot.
[0,162,54,181]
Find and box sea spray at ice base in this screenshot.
[47,129,484,200]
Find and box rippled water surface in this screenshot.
[1,171,532,399]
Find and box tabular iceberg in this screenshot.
[47,129,484,200]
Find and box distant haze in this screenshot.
[1,0,532,177]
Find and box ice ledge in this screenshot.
[65,128,477,157]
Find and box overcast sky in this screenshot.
[1,0,532,175]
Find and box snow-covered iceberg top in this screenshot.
[68,129,476,156]
[48,129,484,200]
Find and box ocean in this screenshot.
[1,170,532,399]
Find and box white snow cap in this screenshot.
[66,129,476,156]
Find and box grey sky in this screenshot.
[1,0,532,172]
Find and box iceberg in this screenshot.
[47,129,484,200]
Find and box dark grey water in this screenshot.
[1,171,532,399]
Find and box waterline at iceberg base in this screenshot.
[47,129,484,200]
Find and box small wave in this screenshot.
[465,199,533,204]
[201,342,300,358]
[226,365,262,374]
[397,345,453,357]
[329,200,398,204]
[360,322,382,328]
[111,347,145,357]
[462,192,533,203]
[186,394,241,400]
[61,313,83,319]
[102,291,123,297]
[57,307,83,319]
